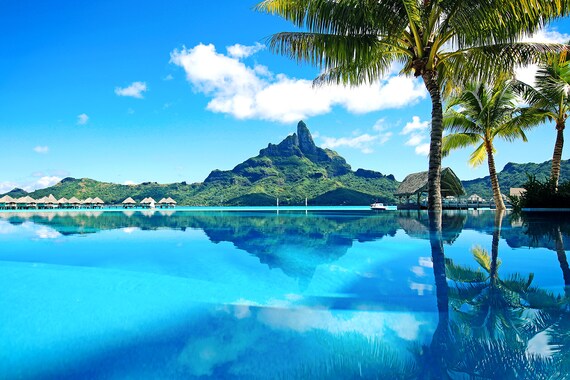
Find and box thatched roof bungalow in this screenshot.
[122,197,136,209]
[158,197,177,208]
[0,195,16,209]
[395,168,465,209]
[68,197,81,208]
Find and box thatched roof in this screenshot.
[395,168,465,197]
[0,195,14,203]
[467,194,484,202]
[122,197,136,204]
[17,196,37,204]
[58,197,69,204]
[93,197,105,204]
[47,194,58,203]
[141,197,156,204]
[166,197,177,204]
[68,197,81,204]
[83,197,94,204]
[158,198,168,204]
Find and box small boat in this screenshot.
[370,202,387,211]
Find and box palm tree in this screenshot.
[255,0,568,211]
[442,79,540,210]
[515,52,570,188]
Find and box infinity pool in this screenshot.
[0,209,568,379]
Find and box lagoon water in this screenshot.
[0,208,568,379]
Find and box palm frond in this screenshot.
[472,246,495,273]
[255,0,409,36]
[442,133,480,157]
[469,142,487,167]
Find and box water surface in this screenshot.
[0,209,568,379]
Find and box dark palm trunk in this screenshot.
[551,121,565,189]
[426,210,450,378]
[555,226,570,298]
[422,71,443,212]
[485,140,506,211]
[490,211,504,284]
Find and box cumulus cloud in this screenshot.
[319,118,393,154]
[0,176,62,194]
[164,74,174,81]
[170,43,427,123]
[33,146,49,154]
[401,116,430,156]
[123,180,137,185]
[77,113,89,125]
[226,42,265,58]
[115,81,148,98]
[516,27,570,85]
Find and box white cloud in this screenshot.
[405,134,425,147]
[164,74,174,81]
[170,43,427,123]
[0,181,18,194]
[33,146,49,154]
[319,118,393,154]
[401,116,429,135]
[516,27,570,85]
[77,113,89,125]
[415,143,430,156]
[0,176,62,194]
[35,176,62,189]
[401,116,430,156]
[226,42,265,58]
[115,81,148,99]
[321,133,380,154]
[123,180,137,185]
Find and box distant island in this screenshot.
[2,121,569,206]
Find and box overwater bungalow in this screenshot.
[140,197,156,209]
[158,197,177,209]
[16,196,38,210]
[122,197,136,209]
[0,195,16,210]
[92,197,105,208]
[395,168,465,210]
[58,197,70,209]
[82,197,94,208]
[68,197,82,209]
[45,194,58,209]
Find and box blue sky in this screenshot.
[1,0,569,192]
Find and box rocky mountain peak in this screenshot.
[297,120,317,155]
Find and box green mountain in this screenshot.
[8,121,399,206]
[462,159,570,198]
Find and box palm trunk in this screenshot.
[555,226,570,297]
[428,210,449,378]
[422,71,443,212]
[551,121,565,189]
[490,210,504,285]
[485,140,506,211]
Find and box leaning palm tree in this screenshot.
[514,52,570,188]
[255,0,568,212]
[442,79,540,210]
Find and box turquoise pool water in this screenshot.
[0,209,568,379]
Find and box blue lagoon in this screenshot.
[0,209,568,379]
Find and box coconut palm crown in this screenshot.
[442,79,541,210]
[514,51,570,188]
[256,0,569,211]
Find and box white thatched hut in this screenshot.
[68,197,81,209]
[122,197,136,209]
[0,195,15,209]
